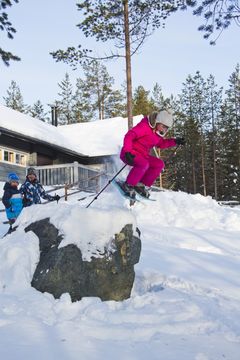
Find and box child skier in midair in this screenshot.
[120,109,185,199]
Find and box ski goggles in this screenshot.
[156,123,169,137]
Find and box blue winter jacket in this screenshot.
[20,178,55,206]
[2,182,23,220]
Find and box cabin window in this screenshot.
[4,150,14,162]
[0,147,27,166]
[15,153,26,165]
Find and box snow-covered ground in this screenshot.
[1,181,240,360]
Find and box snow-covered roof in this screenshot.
[0,105,143,157]
[58,115,142,156]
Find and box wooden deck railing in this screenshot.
[34,162,106,192]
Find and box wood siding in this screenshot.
[0,162,26,183]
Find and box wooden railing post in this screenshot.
[32,162,104,193]
[64,183,68,201]
[73,161,79,185]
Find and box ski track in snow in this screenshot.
[0,187,240,359]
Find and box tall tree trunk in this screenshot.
[123,0,133,129]
[211,103,218,200]
[97,83,101,120]
[191,147,196,193]
[101,99,104,120]
[200,134,207,196]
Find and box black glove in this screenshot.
[175,137,186,146]
[54,194,60,202]
[125,152,135,165]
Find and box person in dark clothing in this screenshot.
[20,167,60,207]
[2,173,23,224]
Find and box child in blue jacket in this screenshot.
[2,173,23,224]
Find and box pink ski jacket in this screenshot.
[121,116,177,159]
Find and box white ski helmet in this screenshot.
[155,109,174,128]
[148,109,174,129]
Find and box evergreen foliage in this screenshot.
[166,66,240,201]
[189,0,240,44]
[72,78,94,123]
[132,86,154,116]
[78,61,124,120]
[56,73,74,125]
[27,100,48,122]
[0,0,20,65]
[52,64,125,123]
[3,80,26,112]
[2,62,240,201]
[151,83,167,110]
[50,0,183,129]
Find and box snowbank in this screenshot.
[15,202,136,261]
[0,188,240,359]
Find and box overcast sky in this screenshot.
[0,0,239,112]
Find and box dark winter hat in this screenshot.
[27,167,37,176]
[8,172,20,183]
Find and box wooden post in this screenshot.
[73,161,79,185]
[64,183,68,201]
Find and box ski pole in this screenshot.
[165,145,181,165]
[86,164,128,208]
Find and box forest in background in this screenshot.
[1,61,240,201]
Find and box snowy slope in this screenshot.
[0,183,240,360]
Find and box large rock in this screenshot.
[25,218,141,302]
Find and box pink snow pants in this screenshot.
[120,151,165,187]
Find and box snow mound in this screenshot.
[0,189,240,359]
[134,190,240,231]
[15,202,137,261]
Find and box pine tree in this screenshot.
[3,80,26,112]
[76,61,124,120]
[150,83,172,110]
[191,71,209,196]
[204,74,223,199]
[57,73,74,125]
[169,73,210,195]
[132,85,154,116]
[0,0,20,66]
[220,64,240,200]
[176,75,201,194]
[104,89,126,118]
[28,100,47,122]
[84,61,114,120]
[51,1,184,128]
[191,0,240,44]
[72,78,94,123]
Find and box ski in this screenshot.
[113,179,156,202]
[112,179,139,204]
[135,191,156,202]
[2,225,14,238]
[78,194,95,202]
